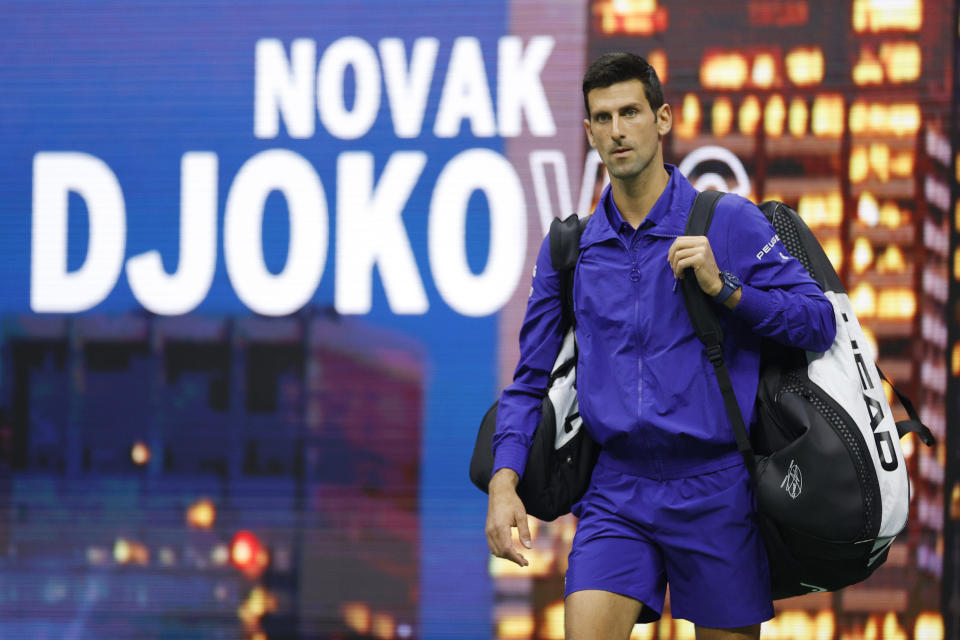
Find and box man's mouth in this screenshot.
[612,147,632,157]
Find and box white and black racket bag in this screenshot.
[469,215,599,522]
[683,191,934,599]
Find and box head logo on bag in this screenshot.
[781,459,802,500]
[844,312,898,472]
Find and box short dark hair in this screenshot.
[582,52,664,116]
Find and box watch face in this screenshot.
[722,271,741,288]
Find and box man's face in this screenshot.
[583,79,672,182]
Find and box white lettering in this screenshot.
[224,150,327,316]
[577,149,607,216]
[529,150,574,236]
[756,233,780,260]
[433,37,496,138]
[379,37,439,139]
[497,36,556,137]
[31,153,126,313]
[254,38,316,139]
[318,37,381,140]
[428,149,525,316]
[335,152,429,315]
[126,153,218,315]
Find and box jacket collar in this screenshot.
[580,164,699,248]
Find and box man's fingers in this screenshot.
[492,524,528,567]
[485,485,530,568]
[486,516,530,567]
[671,248,704,277]
[675,255,701,270]
[516,511,533,549]
[502,545,529,567]
[668,237,692,265]
[674,256,705,279]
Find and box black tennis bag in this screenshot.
[683,191,934,598]
[469,215,600,522]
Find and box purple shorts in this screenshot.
[564,460,774,628]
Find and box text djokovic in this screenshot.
[31,36,581,317]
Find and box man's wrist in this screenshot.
[489,468,520,493]
[706,276,724,297]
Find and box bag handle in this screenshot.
[876,366,935,446]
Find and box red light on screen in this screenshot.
[231,530,269,577]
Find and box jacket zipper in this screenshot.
[635,295,643,421]
[627,241,643,422]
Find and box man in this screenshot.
[485,53,836,640]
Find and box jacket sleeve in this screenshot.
[492,232,565,479]
[717,196,837,353]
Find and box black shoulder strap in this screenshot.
[549,214,588,331]
[683,189,723,236]
[681,191,726,363]
[680,191,759,481]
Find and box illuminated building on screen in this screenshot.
[491,1,956,638]
[0,311,423,639]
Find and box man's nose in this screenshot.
[610,115,622,138]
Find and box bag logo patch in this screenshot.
[781,458,803,499]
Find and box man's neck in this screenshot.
[610,164,670,229]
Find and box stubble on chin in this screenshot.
[604,154,654,182]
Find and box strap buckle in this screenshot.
[706,344,724,366]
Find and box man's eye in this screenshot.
[596,114,610,122]
[624,108,638,117]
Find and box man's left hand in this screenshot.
[667,236,723,296]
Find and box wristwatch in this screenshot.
[713,270,742,304]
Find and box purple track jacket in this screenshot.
[493,165,837,481]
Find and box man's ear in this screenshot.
[583,118,596,148]
[656,104,673,136]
